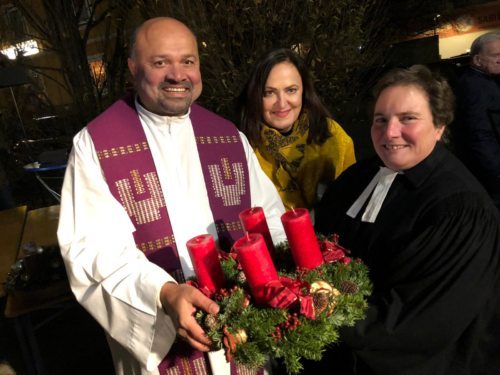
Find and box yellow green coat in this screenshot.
[254,114,355,210]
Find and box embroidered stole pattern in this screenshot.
[190,104,249,250]
[88,97,249,272]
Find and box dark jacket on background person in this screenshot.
[453,66,500,200]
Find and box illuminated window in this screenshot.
[89,59,106,91]
[1,39,39,60]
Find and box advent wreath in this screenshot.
[192,234,372,374]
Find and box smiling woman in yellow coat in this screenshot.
[238,48,355,210]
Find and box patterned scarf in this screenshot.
[258,113,309,195]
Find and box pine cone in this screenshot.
[236,271,247,284]
[340,280,359,294]
[313,292,330,315]
[204,314,219,331]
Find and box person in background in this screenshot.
[238,48,355,211]
[314,65,500,374]
[57,17,286,375]
[452,31,500,210]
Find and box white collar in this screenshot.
[135,97,191,128]
[346,166,400,223]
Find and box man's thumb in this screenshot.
[195,291,220,315]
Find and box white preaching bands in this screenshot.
[346,167,400,223]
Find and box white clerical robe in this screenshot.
[57,102,286,374]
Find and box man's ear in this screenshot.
[472,54,482,68]
[128,58,137,77]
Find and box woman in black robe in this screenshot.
[313,65,500,375]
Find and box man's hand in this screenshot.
[160,282,219,351]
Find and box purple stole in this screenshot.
[88,97,259,374]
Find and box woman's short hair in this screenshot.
[372,65,455,127]
[238,48,331,147]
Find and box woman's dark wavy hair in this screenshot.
[238,48,332,148]
[371,65,455,128]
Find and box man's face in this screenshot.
[371,84,444,171]
[474,39,500,75]
[128,19,202,116]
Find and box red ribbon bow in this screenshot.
[320,235,351,265]
[186,279,215,298]
[263,276,316,320]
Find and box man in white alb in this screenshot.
[57,17,286,375]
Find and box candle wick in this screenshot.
[245,231,250,240]
[291,207,296,214]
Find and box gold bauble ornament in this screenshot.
[234,329,248,345]
[310,281,340,315]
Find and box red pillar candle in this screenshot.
[233,233,278,305]
[239,207,275,257]
[186,234,225,294]
[281,208,324,269]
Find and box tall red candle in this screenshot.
[239,207,275,257]
[281,208,324,269]
[186,234,225,294]
[233,233,278,305]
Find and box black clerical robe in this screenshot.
[314,143,500,375]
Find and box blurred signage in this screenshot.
[438,4,500,38]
